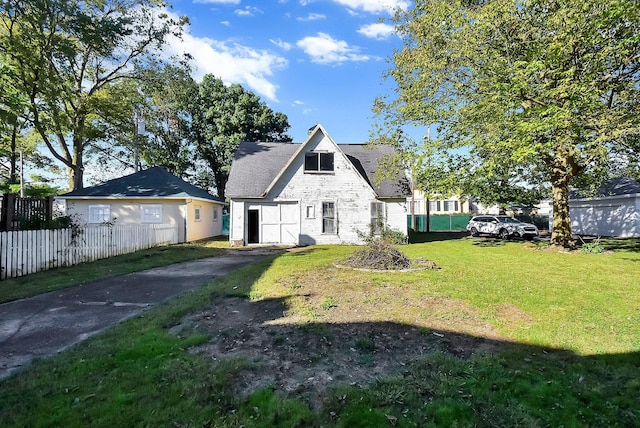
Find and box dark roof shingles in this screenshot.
[225,141,410,198]
[61,167,223,202]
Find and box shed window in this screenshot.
[322,202,336,234]
[305,152,334,172]
[141,204,162,223]
[195,205,201,222]
[88,204,110,224]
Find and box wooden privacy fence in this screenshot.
[0,223,179,280]
[1,194,54,231]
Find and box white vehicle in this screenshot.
[466,215,539,240]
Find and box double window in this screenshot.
[322,202,336,234]
[88,204,110,223]
[141,204,162,223]
[305,152,334,172]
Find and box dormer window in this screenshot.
[304,152,334,172]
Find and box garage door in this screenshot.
[260,202,299,245]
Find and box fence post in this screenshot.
[1,194,15,231]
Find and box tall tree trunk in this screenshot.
[550,168,574,248]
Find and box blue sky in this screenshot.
[163,0,414,143]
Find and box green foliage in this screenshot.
[375,0,640,248]
[189,75,292,198]
[0,0,186,190]
[580,237,605,254]
[320,296,338,310]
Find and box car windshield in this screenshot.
[497,217,519,223]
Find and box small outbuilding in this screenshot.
[569,177,640,237]
[58,167,226,242]
[225,124,410,246]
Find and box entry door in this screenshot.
[247,209,259,244]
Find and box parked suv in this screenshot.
[466,215,539,240]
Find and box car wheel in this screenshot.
[498,228,510,240]
[470,227,479,237]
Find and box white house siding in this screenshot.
[385,198,409,233]
[255,133,406,245]
[569,194,640,237]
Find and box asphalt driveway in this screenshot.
[0,249,277,380]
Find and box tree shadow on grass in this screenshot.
[1,251,638,427]
[409,231,469,243]
[171,294,640,427]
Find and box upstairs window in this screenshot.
[304,152,334,172]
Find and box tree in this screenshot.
[137,64,196,177]
[0,0,186,190]
[190,75,292,199]
[375,0,640,247]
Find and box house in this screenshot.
[58,167,226,243]
[225,124,410,246]
[409,190,474,215]
[567,177,640,237]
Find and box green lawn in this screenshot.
[1,236,638,427]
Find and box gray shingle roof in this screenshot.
[60,166,224,203]
[225,141,410,199]
[570,176,640,199]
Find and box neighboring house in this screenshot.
[58,167,226,243]
[225,124,410,246]
[409,190,473,215]
[567,177,640,237]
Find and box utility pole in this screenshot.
[134,106,145,172]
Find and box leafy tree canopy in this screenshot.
[0,0,186,190]
[190,74,292,198]
[374,0,640,247]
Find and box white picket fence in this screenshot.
[0,223,179,280]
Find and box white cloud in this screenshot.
[164,30,287,101]
[220,20,230,26]
[270,38,293,51]
[330,0,410,14]
[234,6,262,16]
[297,13,326,22]
[293,100,304,106]
[357,22,395,39]
[296,32,369,64]
[194,0,241,4]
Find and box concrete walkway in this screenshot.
[0,249,277,380]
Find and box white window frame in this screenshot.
[194,205,201,222]
[141,204,162,223]
[304,151,334,173]
[371,201,385,235]
[322,201,336,234]
[213,207,219,222]
[306,205,315,219]
[88,204,110,224]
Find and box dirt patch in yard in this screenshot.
[168,296,506,409]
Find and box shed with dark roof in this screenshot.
[568,177,640,237]
[225,124,410,246]
[58,167,226,242]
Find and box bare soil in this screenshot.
[168,296,506,409]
